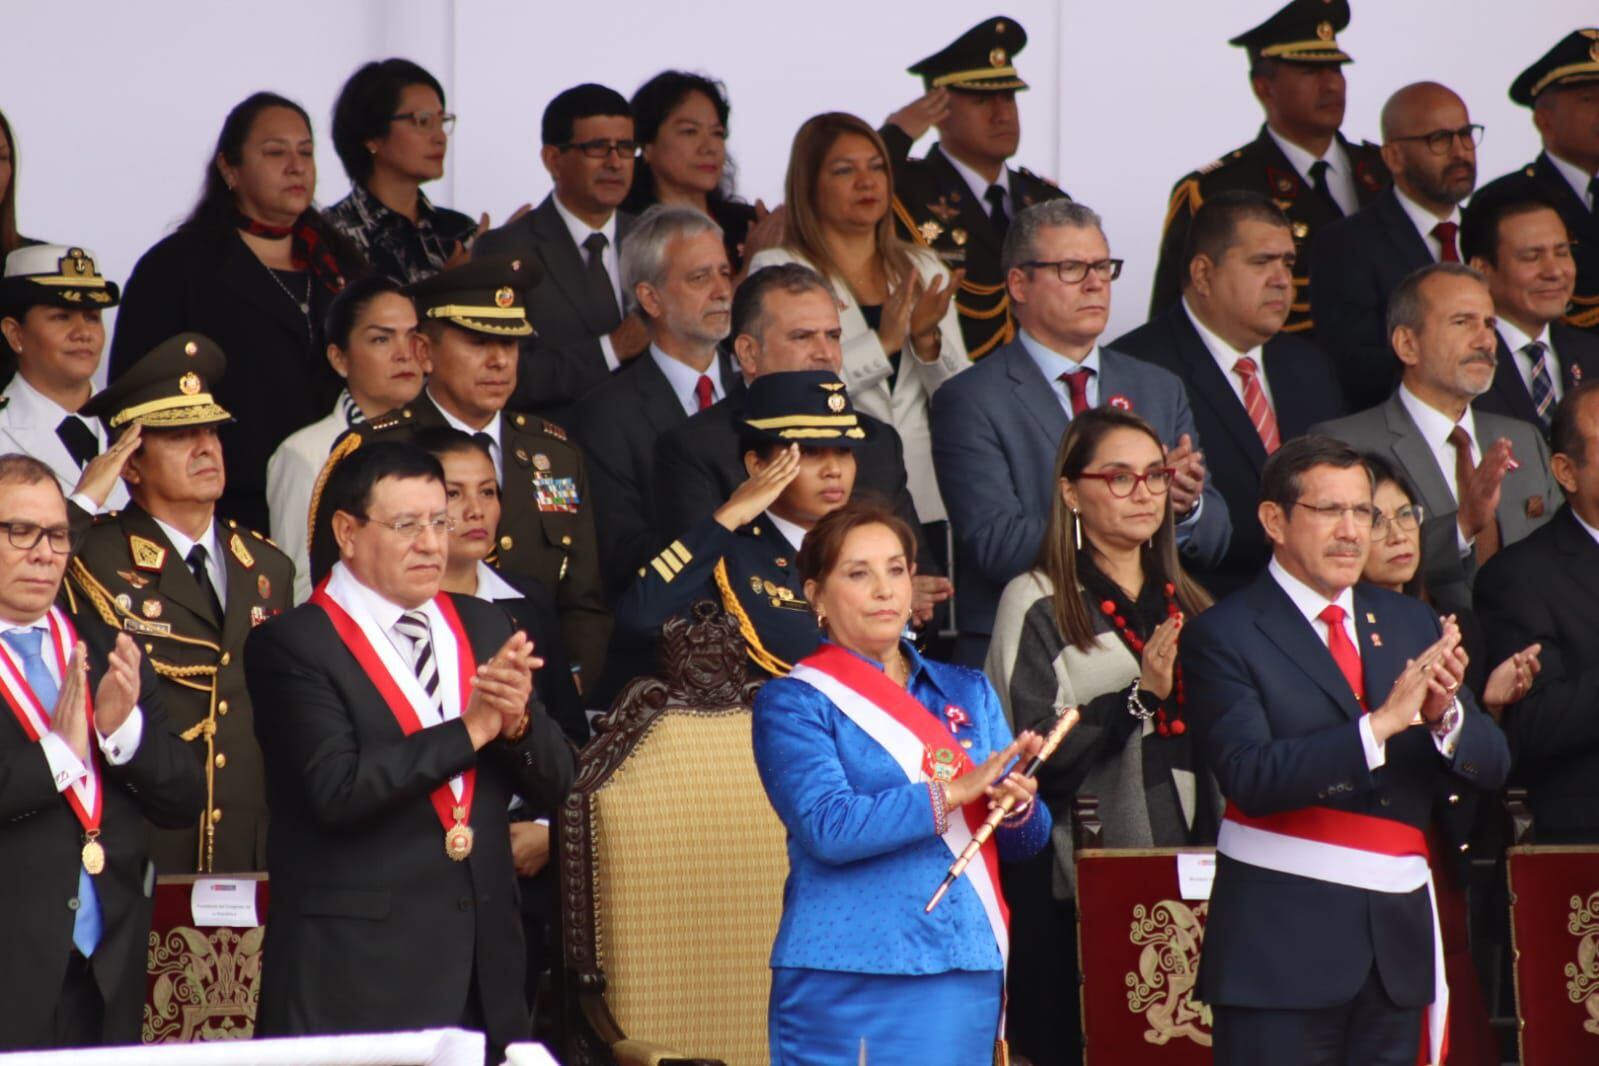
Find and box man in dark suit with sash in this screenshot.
[247,441,573,1057]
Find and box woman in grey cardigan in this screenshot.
[985,407,1219,1066]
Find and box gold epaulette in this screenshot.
[308,431,365,549]
[1162,177,1204,236]
[366,407,415,433]
[507,411,568,442]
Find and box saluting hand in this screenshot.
[72,424,141,509]
[886,88,951,141]
[714,444,802,531]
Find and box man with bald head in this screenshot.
[1313,83,1481,409]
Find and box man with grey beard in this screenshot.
[1313,262,1559,615]
[1312,83,1483,410]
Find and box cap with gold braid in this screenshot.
[1510,29,1599,107]
[739,370,871,447]
[81,332,233,435]
[403,254,539,336]
[908,17,1029,93]
[1230,0,1353,67]
[0,245,121,318]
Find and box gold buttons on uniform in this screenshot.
[210,808,223,824]
[218,700,230,716]
[500,535,514,550]
[220,652,231,666]
[560,534,572,546]
[215,754,227,769]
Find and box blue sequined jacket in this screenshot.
[753,643,1051,975]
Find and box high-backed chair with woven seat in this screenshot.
[560,603,787,1066]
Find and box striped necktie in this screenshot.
[1525,341,1556,431]
[1233,356,1280,453]
[393,611,441,714]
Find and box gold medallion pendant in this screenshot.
[445,807,474,861]
[81,832,106,875]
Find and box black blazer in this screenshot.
[1476,153,1599,334]
[472,196,636,418]
[1475,505,1599,841]
[1111,305,1347,596]
[487,568,588,747]
[1309,188,1434,410]
[1183,573,1509,1010]
[1474,323,1599,436]
[245,593,574,1050]
[109,227,360,531]
[0,605,203,1049]
[651,392,939,574]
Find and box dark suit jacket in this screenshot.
[1309,188,1433,410]
[1476,153,1599,334]
[1112,306,1346,596]
[1184,573,1509,1009]
[0,604,204,1049]
[929,338,1231,643]
[109,227,360,532]
[1475,505,1599,841]
[246,592,574,1050]
[472,196,636,417]
[1475,323,1599,435]
[488,569,588,748]
[651,391,935,570]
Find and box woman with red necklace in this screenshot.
[985,406,1217,1066]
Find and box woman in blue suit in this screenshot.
[753,500,1053,1064]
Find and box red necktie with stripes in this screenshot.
[1233,356,1280,453]
[1318,604,1364,707]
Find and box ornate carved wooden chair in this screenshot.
[1072,797,1215,1064]
[559,603,787,1066]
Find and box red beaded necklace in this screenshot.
[1098,580,1187,736]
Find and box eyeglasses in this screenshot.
[1293,501,1377,527]
[351,513,454,539]
[1387,124,1484,155]
[0,521,77,554]
[558,138,642,159]
[391,110,457,134]
[1373,504,1425,535]
[1075,468,1174,497]
[1023,258,1123,284]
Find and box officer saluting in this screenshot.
[882,17,1069,359]
[1151,0,1389,333]
[308,256,612,690]
[67,333,295,873]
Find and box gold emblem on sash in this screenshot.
[445,806,474,861]
[81,831,106,875]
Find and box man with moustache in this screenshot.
[1152,0,1389,333]
[1463,185,1599,437]
[309,256,611,693]
[1475,30,1599,335]
[474,84,645,416]
[1313,83,1482,409]
[1314,263,1560,616]
[568,205,739,699]
[247,441,573,1058]
[1183,434,1509,1065]
[68,334,295,874]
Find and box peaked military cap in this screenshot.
[908,17,1029,92]
[81,332,233,433]
[403,254,539,336]
[740,371,870,447]
[1230,0,1352,66]
[1510,29,1599,107]
[0,245,120,318]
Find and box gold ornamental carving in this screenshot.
[1566,890,1599,1036]
[142,925,263,1043]
[1126,899,1213,1047]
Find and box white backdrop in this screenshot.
[1,0,1589,348]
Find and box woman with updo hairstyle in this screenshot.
[325,58,481,284]
[985,406,1218,1064]
[621,70,759,270]
[752,499,1050,1063]
[111,91,366,532]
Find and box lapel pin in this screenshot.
[1365,612,1376,624]
[1370,632,1383,647]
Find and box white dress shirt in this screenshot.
[649,344,725,416]
[1183,298,1276,413]
[1266,127,1358,216]
[1019,329,1102,413]
[1391,185,1463,262]
[0,617,144,792]
[474,560,522,602]
[552,194,625,371]
[1547,151,1597,212]
[432,391,505,483]
[763,510,808,554]
[1496,318,1563,405]
[152,517,227,611]
[268,392,356,603]
[942,148,1012,221]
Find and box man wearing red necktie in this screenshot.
[1181,435,1509,1065]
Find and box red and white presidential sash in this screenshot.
[311,570,478,843]
[0,607,102,840]
[1219,802,1448,1065]
[788,643,1010,963]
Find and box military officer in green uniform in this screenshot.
[307,256,612,691]
[67,332,294,873]
[1151,0,1390,334]
[880,17,1068,359]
